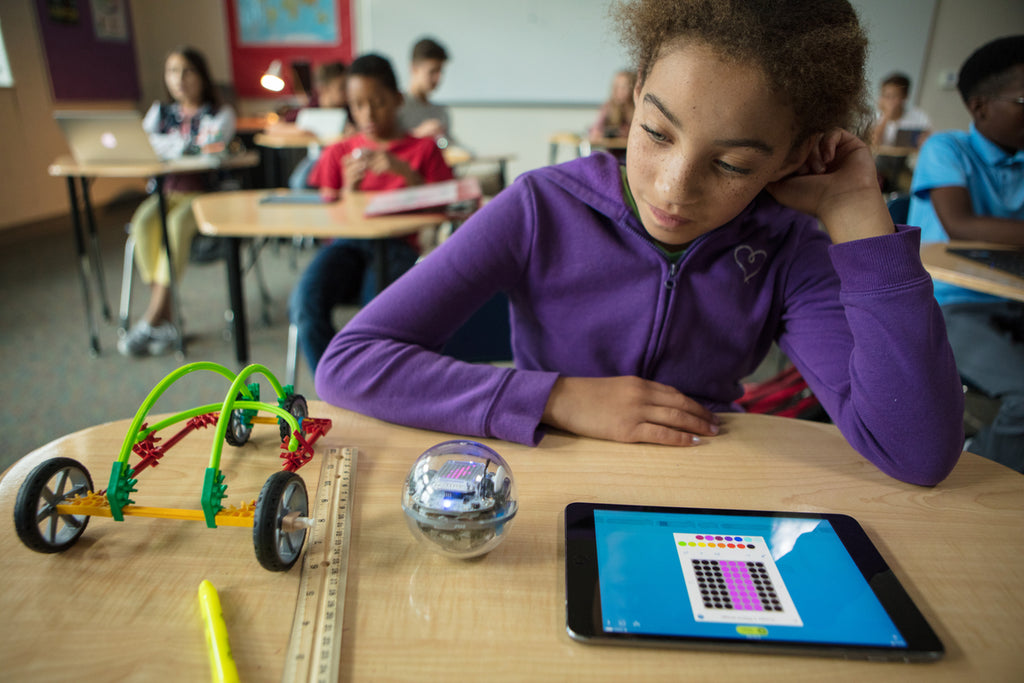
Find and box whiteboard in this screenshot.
[359,0,935,107]
[855,0,938,103]
[359,0,628,106]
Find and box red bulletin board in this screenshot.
[225,0,353,99]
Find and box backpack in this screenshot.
[738,365,829,421]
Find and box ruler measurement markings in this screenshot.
[282,446,357,683]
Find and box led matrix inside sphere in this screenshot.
[401,440,518,558]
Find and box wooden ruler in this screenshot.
[282,446,357,683]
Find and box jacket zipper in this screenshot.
[665,260,680,290]
[621,216,696,375]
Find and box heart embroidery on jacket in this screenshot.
[734,245,767,283]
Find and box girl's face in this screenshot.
[164,53,203,107]
[319,75,347,109]
[346,75,402,141]
[626,43,809,248]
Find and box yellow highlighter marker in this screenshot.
[198,580,241,683]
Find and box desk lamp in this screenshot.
[260,60,285,92]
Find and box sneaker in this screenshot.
[117,321,180,357]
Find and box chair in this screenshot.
[548,132,585,165]
[886,192,910,225]
[118,227,273,341]
[441,292,513,363]
[738,363,827,421]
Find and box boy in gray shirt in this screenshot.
[398,37,453,142]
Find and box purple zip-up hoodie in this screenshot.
[316,153,964,485]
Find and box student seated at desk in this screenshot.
[288,53,453,375]
[264,61,354,189]
[870,72,932,193]
[589,69,637,141]
[908,35,1024,473]
[398,37,454,144]
[870,72,932,150]
[314,0,965,487]
[118,46,236,357]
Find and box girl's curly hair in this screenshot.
[613,0,870,145]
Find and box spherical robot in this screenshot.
[401,440,518,559]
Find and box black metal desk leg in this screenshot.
[79,177,111,322]
[155,178,187,357]
[373,240,388,295]
[224,236,249,366]
[66,177,101,356]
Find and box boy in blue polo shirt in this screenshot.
[909,35,1024,471]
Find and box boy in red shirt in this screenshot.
[290,53,453,373]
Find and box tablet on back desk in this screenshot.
[294,108,347,141]
[564,502,943,662]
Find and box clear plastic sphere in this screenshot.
[401,440,518,559]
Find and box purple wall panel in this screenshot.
[35,0,139,101]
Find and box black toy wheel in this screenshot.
[279,394,308,442]
[224,393,252,447]
[14,457,93,553]
[253,471,308,571]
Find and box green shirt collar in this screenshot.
[620,165,689,260]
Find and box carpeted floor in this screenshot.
[0,197,349,473]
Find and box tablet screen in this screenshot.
[565,503,943,661]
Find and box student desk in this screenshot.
[1,405,1021,681]
[236,115,274,134]
[192,189,448,365]
[48,153,259,356]
[921,241,1024,303]
[872,145,917,194]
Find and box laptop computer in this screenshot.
[294,108,347,141]
[947,247,1024,279]
[54,110,215,169]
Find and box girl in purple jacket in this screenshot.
[315,0,964,485]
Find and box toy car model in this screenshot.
[13,362,332,571]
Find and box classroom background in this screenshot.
[2,0,1024,234]
[0,0,1021,468]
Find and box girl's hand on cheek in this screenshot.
[767,128,893,243]
[542,376,720,447]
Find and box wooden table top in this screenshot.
[192,189,448,240]
[873,145,917,158]
[254,131,344,149]
[921,240,1024,302]
[48,151,260,179]
[1,404,1021,681]
[237,115,275,134]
